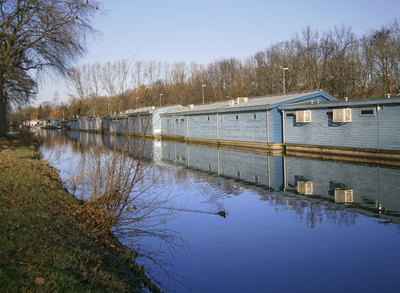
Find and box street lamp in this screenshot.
[118,100,123,114]
[283,68,289,94]
[159,93,163,107]
[202,84,206,104]
[387,73,392,97]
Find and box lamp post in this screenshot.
[202,84,206,104]
[283,68,289,94]
[387,73,392,97]
[118,100,123,114]
[159,94,163,107]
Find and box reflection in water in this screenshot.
[39,129,400,293]
[39,130,189,292]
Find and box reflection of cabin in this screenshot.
[160,90,335,152]
[161,141,284,191]
[334,189,354,203]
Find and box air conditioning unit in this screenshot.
[333,109,351,122]
[334,189,353,203]
[228,100,236,106]
[237,97,248,104]
[297,181,313,195]
[296,110,311,123]
[188,104,194,109]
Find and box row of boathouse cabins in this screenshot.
[61,89,400,163]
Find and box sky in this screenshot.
[35,0,400,105]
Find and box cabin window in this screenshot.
[207,116,210,121]
[180,118,185,122]
[236,171,241,178]
[326,111,333,116]
[166,118,170,122]
[254,175,259,183]
[175,118,179,122]
[360,109,374,116]
[252,114,257,120]
[286,113,294,117]
[235,114,239,120]
[208,165,212,172]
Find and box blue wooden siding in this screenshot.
[109,117,127,133]
[283,104,400,150]
[218,111,268,142]
[379,106,400,149]
[160,91,336,144]
[165,111,272,143]
[162,117,175,135]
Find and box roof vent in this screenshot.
[237,97,248,104]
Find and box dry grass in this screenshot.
[0,134,160,292]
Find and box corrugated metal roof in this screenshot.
[125,105,182,115]
[163,90,325,115]
[279,96,400,110]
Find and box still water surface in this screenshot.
[39,130,400,293]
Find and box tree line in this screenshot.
[9,19,400,123]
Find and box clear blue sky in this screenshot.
[36,0,400,105]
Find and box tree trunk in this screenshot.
[0,73,7,137]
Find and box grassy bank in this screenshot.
[0,134,156,292]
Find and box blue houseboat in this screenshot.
[279,96,400,162]
[160,90,335,153]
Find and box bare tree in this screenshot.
[0,0,104,136]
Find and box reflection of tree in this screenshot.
[117,228,191,293]
[263,195,360,228]
[43,130,191,292]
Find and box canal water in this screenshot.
[39,130,400,293]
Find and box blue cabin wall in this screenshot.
[109,117,126,133]
[218,111,268,142]
[162,118,175,135]
[379,106,400,149]
[175,115,188,137]
[160,91,335,144]
[283,103,400,150]
[272,93,335,143]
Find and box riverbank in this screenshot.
[0,134,156,292]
